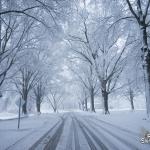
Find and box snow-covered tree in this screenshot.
[124,0,150,117]
[34,80,45,114]
[13,65,39,114]
[67,1,131,114]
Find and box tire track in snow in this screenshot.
[65,116,80,150]
[65,118,74,150]
[76,116,119,150]
[29,122,62,150]
[72,118,80,150]
[43,119,65,150]
[82,117,140,150]
[73,116,109,150]
[65,114,91,150]
[29,115,65,150]
[87,116,139,136]
[5,117,61,150]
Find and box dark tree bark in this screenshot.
[22,102,27,114]
[84,97,88,111]
[101,80,110,114]
[90,87,95,112]
[130,97,134,111]
[14,67,39,115]
[22,93,28,114]
[142,26,150,116]
[0,0,1,51]
[53,108,57,113]
[102,90,110,114]
[34,82,45,114]
[125,0,150,117]
[36,100,41,113]
[128,88,134,111]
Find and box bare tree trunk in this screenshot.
[54,99,57,113]
[130,97,134,111]
[0,0,2,95]
[90,88,95,112]
[22,102,27,114]
[143,54,150,117]
[81,102,84,111]
[36,101,41,113]
[22,94,27,114]
[129,88,134,111]
[126,0,150,117]
[54,108,57,113]
[85,98,88,111]
[102,90,110,114]
[141,25,150,117]
[101,80,110,114]
[0,0,1,52]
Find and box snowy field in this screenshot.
[0,110,150,150]
[0,113,61,150]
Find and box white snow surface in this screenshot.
[0,112,19,120]
[0,110,150,150]
[0,113,61,150]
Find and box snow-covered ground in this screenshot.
[0,112,34,120]
[0,112,19,120]
[0,110,150,150]
[75,110,150,150]
[0,113,62,150]
[79,109,150,135]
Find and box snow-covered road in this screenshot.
[0,111,150,150]
[30,112,150,150]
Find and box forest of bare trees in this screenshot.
[0,0,149,117]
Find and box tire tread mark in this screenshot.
[29,120,62,150]
[72,118,80,150]
[65,119,74,150]
[88,116,138,136]
[80,117,119,150]
[84,118,139,150]
[77,122,97,150]
[74,117,108,150]
[43,119,65,150]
